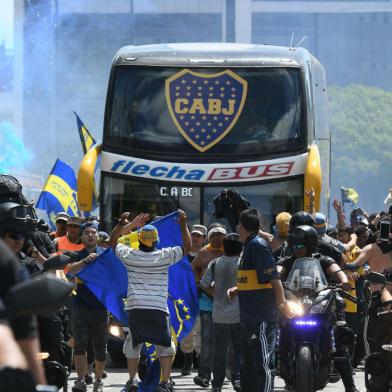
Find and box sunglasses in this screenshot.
[9,232,26,241]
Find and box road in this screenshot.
[69,366,367,391]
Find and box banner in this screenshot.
[341,187,359,205]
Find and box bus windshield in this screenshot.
[106,66,306,161]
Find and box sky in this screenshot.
[0,0,13,49]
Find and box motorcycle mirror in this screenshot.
[43,254,71,272]
[366,272,386,284]
[1,275,73,319]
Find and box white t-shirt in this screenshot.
[115,244,183,313]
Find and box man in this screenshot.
[200,233,243,392]
[55,216,84,254]
[109,210,191,392]
[67,222,109,392]
[180,224,207,376]
[50,212,69,239]
[278,225,359,392]
[228,209,293,392]
[192,223,227,388]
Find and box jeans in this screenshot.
[211,323,242,388]
[198,311,213,380]
[240,321,277,392]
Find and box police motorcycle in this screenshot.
[0,273,73,392]
[363,271,392,392]
[277,256,358,392]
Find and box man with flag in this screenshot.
[108,210,191,392]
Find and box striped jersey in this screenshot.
[115,244,183,313]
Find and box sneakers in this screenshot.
[72,379,87,392]
[93,379,103,392]
[232,379,242,392]
[155,381,173,392]
[85,374,93,385]
[124,379,139,392]
[193,375,210,388]
[181,368,191,376]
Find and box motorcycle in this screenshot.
[277,257,357,392]
[0,273,73,392]
[363,271,392,392]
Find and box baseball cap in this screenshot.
[191,224,207,236]
[55,212,69,223]
[208,226,227,240]
[138,224,160,247]
[67,216,82,226]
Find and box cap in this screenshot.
[314,212,327,235]
[138,224,160,247]
[191,224,207,236]
[356,215,369,226]
[208,226,227,240]
[55,212,69,223]
[67,216,82,226]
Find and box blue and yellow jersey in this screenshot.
[344,245,363,313]
[237,233,278,324]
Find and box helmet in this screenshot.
[288,225,318,253]
[0,202,38,236]
[314,212,327,235]
[289,211,315,233]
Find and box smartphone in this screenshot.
[380,220,390,241]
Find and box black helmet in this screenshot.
[288,225,318,253]
[0,202,38,236]
[289,211,315,233]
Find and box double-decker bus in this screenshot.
[78,43,330,230]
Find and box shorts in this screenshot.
[122,331,176,359]
[71,303,108,361]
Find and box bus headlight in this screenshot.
[109,325,124,339]
[287,301,304,316]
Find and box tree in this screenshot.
[328,84,392,213]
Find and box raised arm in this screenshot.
[178,209,191,255]
[107,212,150,247]
[333,199,347,230]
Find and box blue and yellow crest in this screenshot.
[166,69,248,152]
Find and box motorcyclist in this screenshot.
[277,225,359,392]
[274,211,348,266]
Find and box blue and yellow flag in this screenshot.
[73,111,96,155]
[341,187,359,205]
[36,159,80,229]
[77,211,199,391]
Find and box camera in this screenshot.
[376,206,392,253]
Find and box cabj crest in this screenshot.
[166,69,248,152]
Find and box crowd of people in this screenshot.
[1,182,392,392]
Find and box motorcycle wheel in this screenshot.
[295,345,313,392]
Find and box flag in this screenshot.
[36,159,80,229]
[341,187,359,205]
[73,111,96,154]
[77,212,199,391]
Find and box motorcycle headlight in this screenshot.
[109,325,125,339]
[287,300,304,316]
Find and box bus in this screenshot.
[77,43,330,231]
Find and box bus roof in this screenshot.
[113,42,314,68]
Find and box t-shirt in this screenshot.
[237,233,279,325]
[277,254,336,281]
[200,255,240,324]
[72,247,106,310]
[115,244,183,313]
[0,241,38,340]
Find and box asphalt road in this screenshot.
[68,366,367,391]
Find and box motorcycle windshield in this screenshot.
[285,257,328,294]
